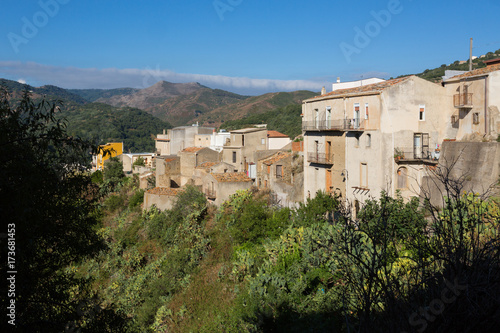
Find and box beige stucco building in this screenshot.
[221,128,268,173]
[442,63,500,141]
[302,75,450,214]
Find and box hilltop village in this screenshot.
[93,60,500,212]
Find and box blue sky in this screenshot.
[1,0,499,95]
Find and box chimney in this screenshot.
[321,86,326,95]
[337,77,340,83]
[163,129,165,135]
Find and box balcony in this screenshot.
[205,190,216,200]
[394,147,438,165]
[302,118,365,131]
[454,93,473,108]
[307,152,334,165]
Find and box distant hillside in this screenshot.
[95,81,207,110]
[0,79,87,104]
[150,88,249,126]
[60,103,172,152]
[194,90,317,127]
[221,104,303,139]
[0,78,170,152]
[408,49,500,82]
[68,87,139,102]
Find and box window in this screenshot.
[232,151,236,163]
[276,165,283,179]
[419,104,425,121]
[261,138,265,145]
[473,112,480,124]
[366,134,371,147]
[360,163,368,188]
[365,103,369,119]
[326,141,332,162]
[242,135,245,147]
[326,106,331,129]
[355,134,360,147]
[315,109,319,128]
[397,167,407,189]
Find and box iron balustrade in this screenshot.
[307,152,334,164]
[302,118,364,131]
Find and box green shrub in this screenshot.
[129,189,145,210]
[104,193,125,212]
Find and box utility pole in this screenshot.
[469,38,473,71]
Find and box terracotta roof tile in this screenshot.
[181,147,204,153]
[211,172,252,183]
[199,162,218,168]
[308,76,412,100]
[261,151,291,166]
[447,63,500,80]
[267,130,289,138]
[146,187,183,196]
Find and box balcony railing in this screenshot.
[395,147,438,162]
[454,93,473,108]
[302,118,364,131]
[307,152,334,164]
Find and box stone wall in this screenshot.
[421,141,500,207]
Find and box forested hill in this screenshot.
[59,102,172,152]
[220,104,303,139]
[409,48,500,82]
[68,87,140,102]
[0,79,87,104]
[194,90,317,127]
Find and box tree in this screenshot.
[0,87,125,331]
[132,156,145,167]
[103,156,125,188]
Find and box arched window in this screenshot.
[397,167,407,189]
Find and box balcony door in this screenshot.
[413,133,429,159]
[354,103,360,128]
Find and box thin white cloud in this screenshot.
[0,61,328,95]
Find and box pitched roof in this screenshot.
[230,128,266,134]
[181,147,204,153]
[146,187,182,196]
[267,130,289,138]
[211,172,252,183]
[261,151,291,166]
[447,63,500,80]
[306,76,413,101]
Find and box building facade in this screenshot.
[302,76,449,213]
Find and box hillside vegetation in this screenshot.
[68,87,140,102]
[150,88,250,126]
[78,174,500,332]
[194,90,316,127]
[412,49,500,82]
[59,102,172,152]
[220,104,303,139]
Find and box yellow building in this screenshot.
[92,142,123,171]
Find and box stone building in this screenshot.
[179,147,220,186]
[155,155,180,188]
[221,128,268,173]
[202,172,253,206]
[257,151,304,207]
